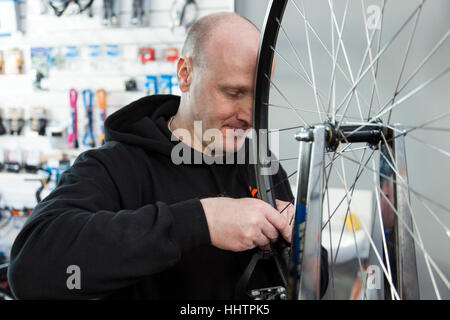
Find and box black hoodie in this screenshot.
[8,95,327,299]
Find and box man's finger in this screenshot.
[253,231,271,248]
[264,207,288,231]
[261,220,279,242]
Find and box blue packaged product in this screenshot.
[159,74,172,95]
[145,75,158,95]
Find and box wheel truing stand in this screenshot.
[288,123,419,300]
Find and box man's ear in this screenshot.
[177,56,193,92]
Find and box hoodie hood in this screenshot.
[104,94,253,196]
[105,94,180,156]
[104,94,254,165]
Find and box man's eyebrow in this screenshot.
[217,84,250,92]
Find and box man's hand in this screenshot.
[275,199,294,244]
[200,197,293,252]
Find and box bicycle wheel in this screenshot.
[253,0,449,300]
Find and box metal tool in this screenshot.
[102,0,118,26]
[48,0,94,17]
[131,0,145,26]
[82,89,95,148]
[67,88,79,149]
[95,89,107,145]
[170,0,198,30]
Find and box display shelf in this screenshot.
[0,74,34,95]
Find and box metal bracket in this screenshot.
[289,126,325,299]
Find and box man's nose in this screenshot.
[236,99,253,128]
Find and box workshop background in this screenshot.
[0,0,233,283]
[1,0,449,300]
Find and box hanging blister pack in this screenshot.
[6,108,25,135]
[145,75,158,95]
[67,89,79,149]
[63,46,79,71]
[82,89,95,148]
[159,75,173,95]
[96,89,107,145]
[29,106,47,136]
[5,148,22,173]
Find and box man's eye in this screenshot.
[227,91,241,98]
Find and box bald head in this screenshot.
[181,12,260,68]
[174,13,261,154]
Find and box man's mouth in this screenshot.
[222,123,250,131]
[223,126,249,135]
[223,125,244,130]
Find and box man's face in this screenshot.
[183,26,260,154]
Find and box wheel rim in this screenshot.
[253,0,450,300]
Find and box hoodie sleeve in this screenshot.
[7,148,211,300]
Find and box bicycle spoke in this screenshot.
[378,138,443,299]
[394,110,450,138]
[266,103,363,121]
[326,0,349,121]
[335,150,450,216]
[301,0,326,122]
[383,29,450,115]
[291,0,375,119]
[375,182,450,290]
[336,156,366,299]
[266,170,298,193]
[339,146,373,153]
[386,1,423,123]
[335,0,429,115]
[370,158,396,300]
[328,0,365,121]
[322,150,375,232]
[328,146,368,219]
[403,126,450,132]
[269,125,304,133]
[264,74,308,126]
[270,45,313,88]
[366,0,386,120]
[278,156,299,162]
[372,152,440,298]
[375,66,450,122]
[354,196,401,299]
[276,17,312,84]
[336,2,387,127]
[323,153,336,299]
[325,150,374,266]
[269,44,331,112]
[407,134,450,158]
[360,0,385,120]
[290,0,350,83]
[339,66,450,148]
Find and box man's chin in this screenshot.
[223,137,247,154]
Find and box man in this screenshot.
[8,12,327,299]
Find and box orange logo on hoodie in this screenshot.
[249,186,259,198]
